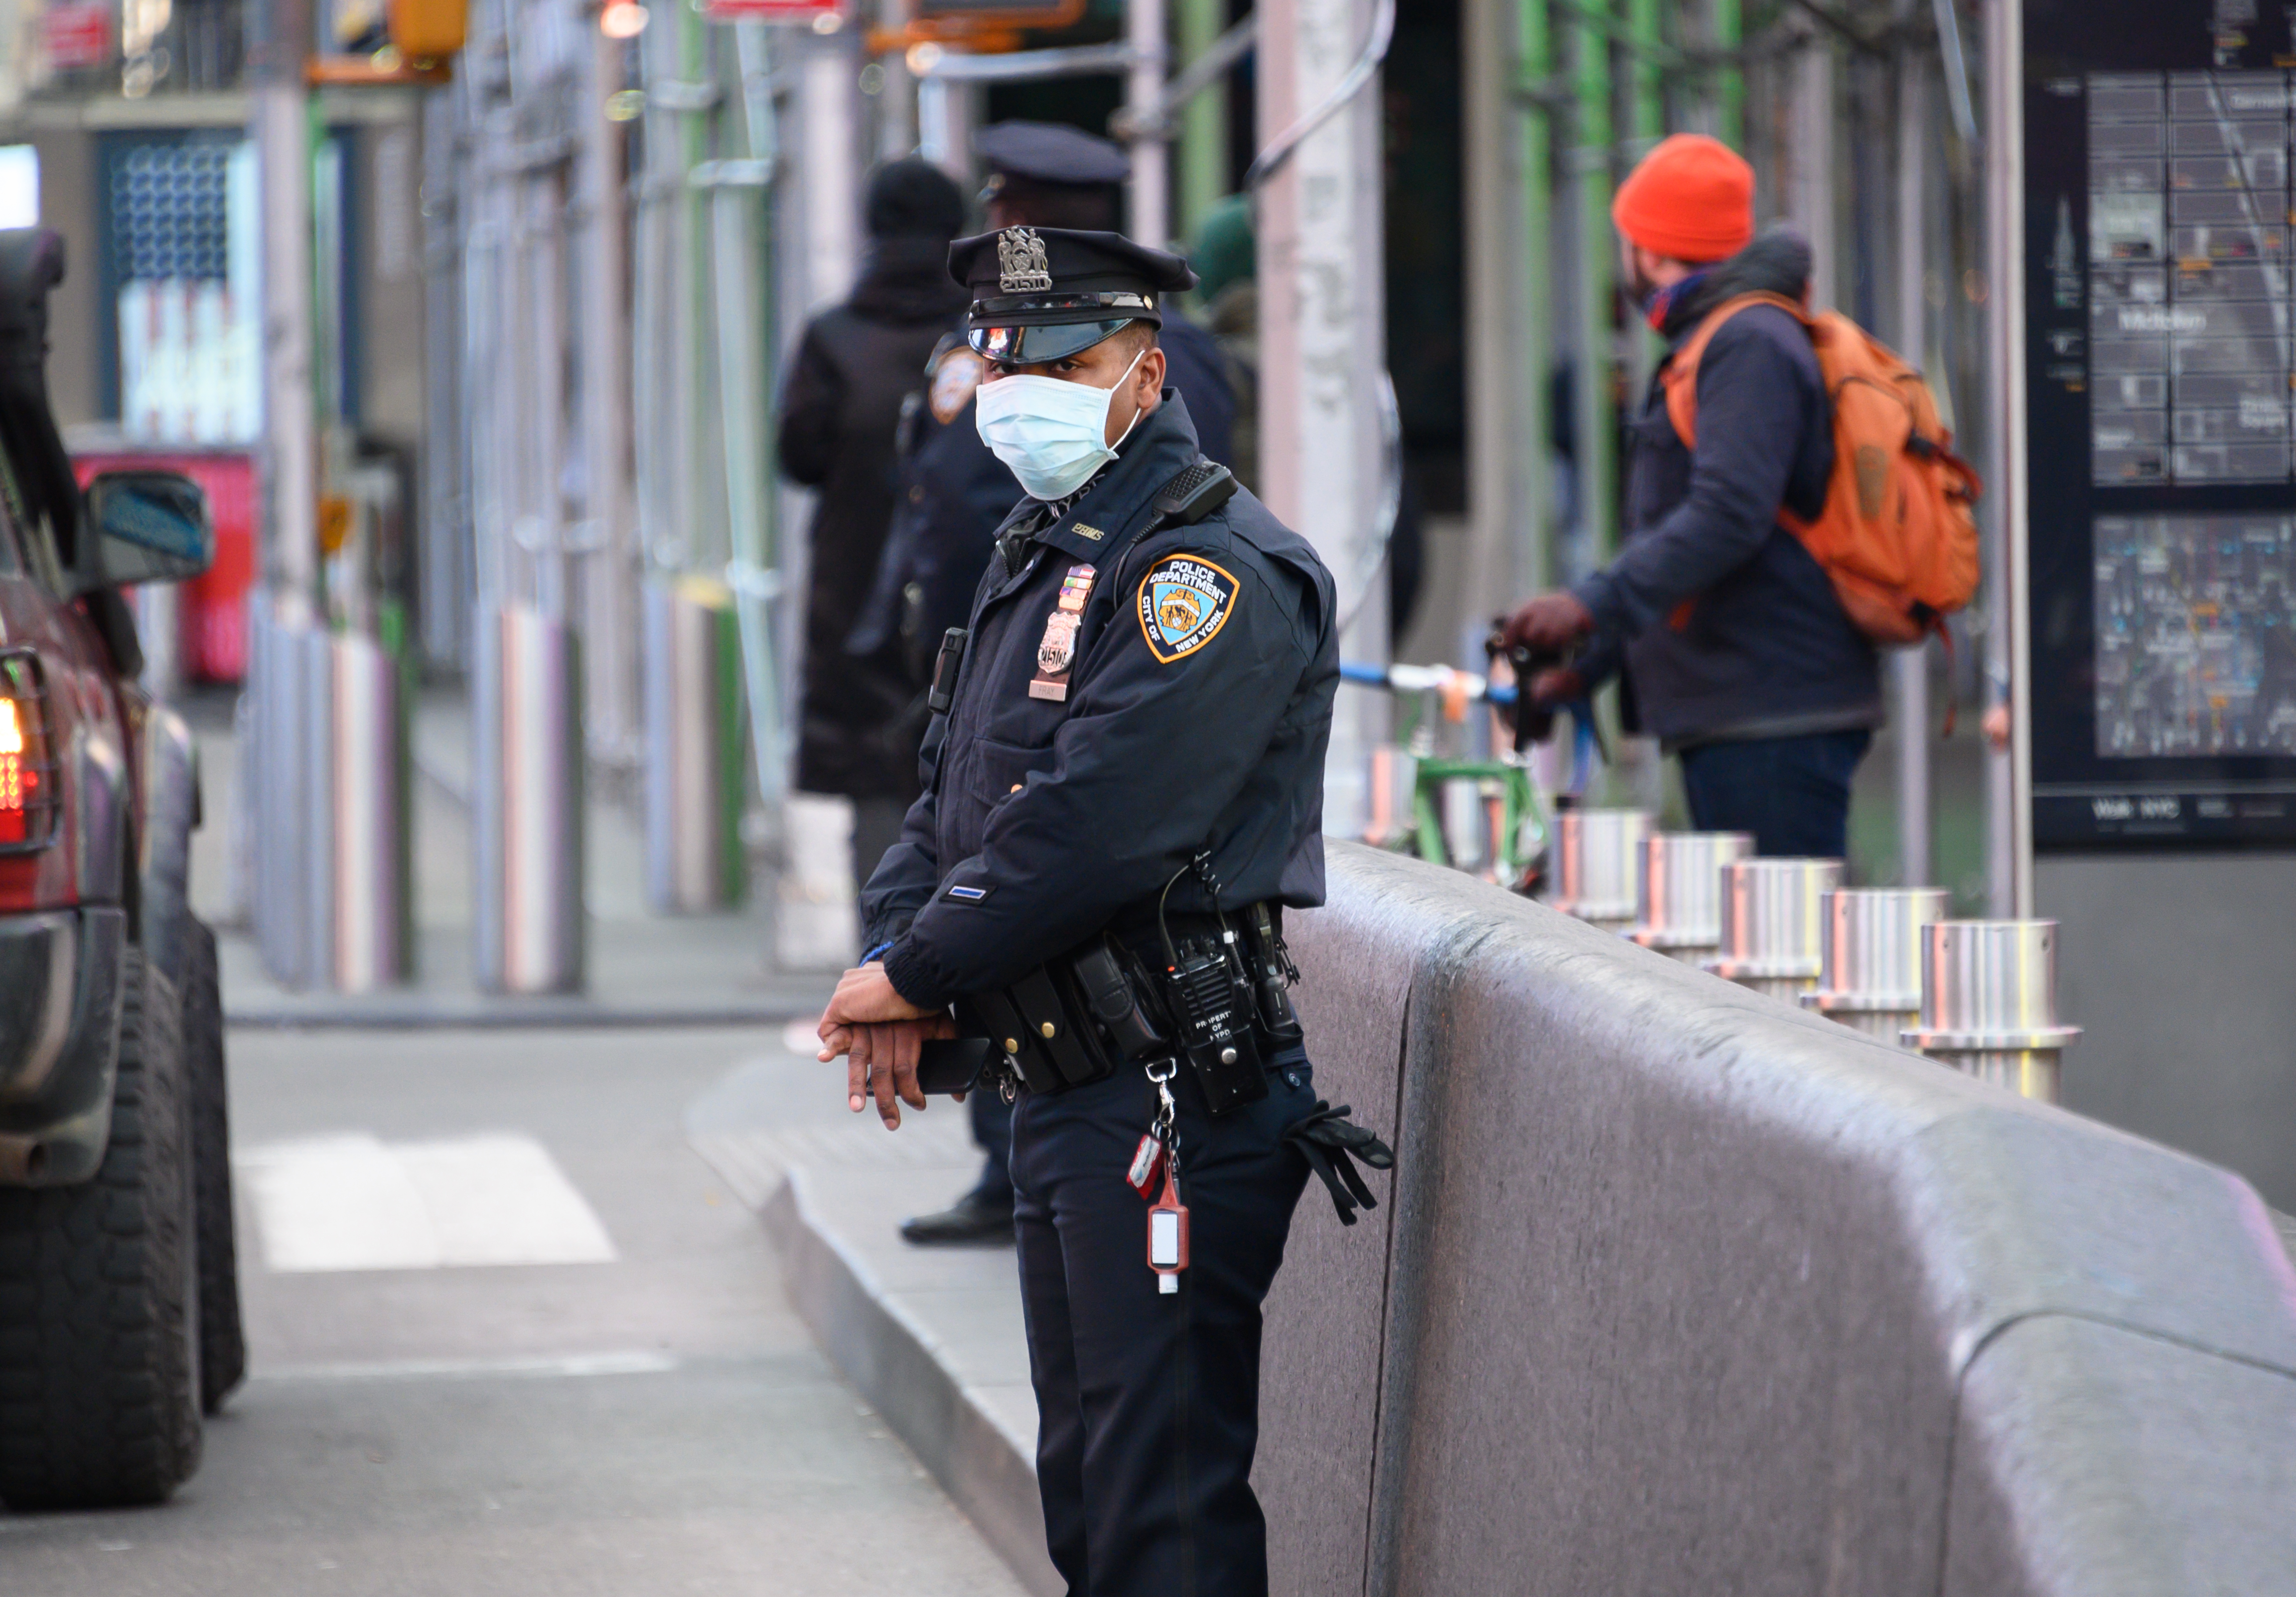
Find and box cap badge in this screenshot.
[998,226,1054,294]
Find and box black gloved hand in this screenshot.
[1283,1101,1396,1226]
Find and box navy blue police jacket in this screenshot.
[862,392,1337,1011]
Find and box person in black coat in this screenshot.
[777,157,971,883]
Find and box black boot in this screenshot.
[899,1190,1016,1246]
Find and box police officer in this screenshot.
[816,225,1385,1595]
[872,120,1240,1246]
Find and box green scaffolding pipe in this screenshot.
[1628,0,1664,145]
[1520,0,1553,593]
[1574,2,1617,565]
[1175,0,1228,250]
[1715,0,1744,148]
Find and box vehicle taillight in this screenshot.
[0,654,55,850]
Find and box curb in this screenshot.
[764,1170,1061,1597]
[224,1002,817,1031]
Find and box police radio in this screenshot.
[1155,854,1269,1115]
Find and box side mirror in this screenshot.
[84,470,214,587]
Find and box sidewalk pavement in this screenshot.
[690,1078,1059,1597]
[188,688,839,1028]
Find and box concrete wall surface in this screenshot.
[1259,842,2296,1596]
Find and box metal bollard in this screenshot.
[1802,887,1949,1043]
[247,597,313,987]
[643,578,745,914]
[1904,921,2083,1102]
[328,634,410,992]
[243,593,412,991]
[475,604,585,995]
[299,628,335,989]
[1549,808,1653,933]
[1628,832,1754,966]
[1703,857,1842,1000]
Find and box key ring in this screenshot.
[1145,1055,1180,1162]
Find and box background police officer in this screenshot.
[816,225,1347,1595]
[871,120,1239,1247]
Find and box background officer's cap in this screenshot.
[975,121,1130,205]
[948,226,1197,365]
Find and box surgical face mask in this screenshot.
[974,346,1148,501]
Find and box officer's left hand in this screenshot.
[817,964,954,1128]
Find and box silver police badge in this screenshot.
[997,226,1054,294]
[1037,610,1080,674]
[1029,609,1082,701]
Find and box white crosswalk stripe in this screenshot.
[237,1132,617,1273]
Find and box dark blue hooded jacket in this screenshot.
[1571,232,1881,747]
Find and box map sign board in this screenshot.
[2025,0,2296,847]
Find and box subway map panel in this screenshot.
[2087,72,2296,485]
[2094,514,2296,755]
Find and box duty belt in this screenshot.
[959,902,1303,1115]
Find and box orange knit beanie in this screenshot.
[1611,134,1755,264]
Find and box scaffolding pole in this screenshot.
[1628,0,1663,146]
[1258,0,1388,840]
[1519,0,1553,596]
[1713,0,1742,149]
[719,20,785,817]
[252,0,315,610]
[580,28,640,768]
[1127,0,1170,246]
[1175,0,1229,245]
[1893,40,1932,886]
[1571,3,1615,569]
[1984,0,2030,915]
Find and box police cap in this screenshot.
[948,226,1198,364]
[975,121,1131,196]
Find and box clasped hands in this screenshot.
[815,962,957,1129]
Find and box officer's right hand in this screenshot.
[844,1016,957,1129]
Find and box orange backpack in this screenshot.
[1661,291,1981,645]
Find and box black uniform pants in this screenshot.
[969,1087,1015,1208]
[1010,1047,1315,1597]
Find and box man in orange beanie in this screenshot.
[1501,134,1879,859]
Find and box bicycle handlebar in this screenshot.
[1340,660,1519,706]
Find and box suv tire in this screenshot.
[184,918,245,1413]
[0,944,203,1508]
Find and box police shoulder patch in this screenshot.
[1136,554,1239,664]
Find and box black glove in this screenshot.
[1283,1101,1396,1226]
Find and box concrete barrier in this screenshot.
[1260,842,2296,1595]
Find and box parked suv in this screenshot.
[0,228,242,1508]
